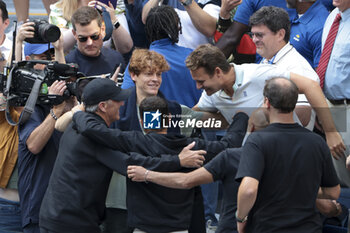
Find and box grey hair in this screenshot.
[85,104,99,113]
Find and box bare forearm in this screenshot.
[142,0,158,24]
[148,167,213,189]
[15,41,23,62]
[55,47,65,63]
[295,78,336,132]
[318,185,340,200]
[147,171,193,189]
[26,114,56,154]
[112,26,133,54]
[55,111,73,132]
[215,21,248,58]
[237,177,258,219]
[184,2,217,37]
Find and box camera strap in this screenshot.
[5,75,45,126]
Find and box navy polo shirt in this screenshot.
[17,105,62,227]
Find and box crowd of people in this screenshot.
[0,0,349,232]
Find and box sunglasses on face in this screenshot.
[77,33,100,43]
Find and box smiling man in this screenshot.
[187,43,345,157]
[65,6,125,76]
[249,6,319,130]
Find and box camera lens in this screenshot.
[38,23,61,43]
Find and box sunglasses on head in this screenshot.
[77,33,100,43]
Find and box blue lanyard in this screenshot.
[261,54,277,64]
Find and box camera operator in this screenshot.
[14,23,73,233]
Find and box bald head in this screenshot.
[248,108,270,133]
[263,77,298,113]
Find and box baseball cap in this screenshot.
[24,43,54,56]
[82,78,131,105]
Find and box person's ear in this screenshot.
[98,101,107,112]
[72,29,77,40]
[263,97,271,109]
[4,18,9,29]
[130,72,138,82]
[101,23,106,38]
[214,67,222,78]
[277,29,286,42]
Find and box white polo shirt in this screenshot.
[261,43,319,130]
[197,63,290,123]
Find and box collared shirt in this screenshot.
[197,63,290,123]
[260,43,319,130]
[323,7,350,100]
[266,43,319,82]
[290,0,329,69]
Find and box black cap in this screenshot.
[82,78,131,105]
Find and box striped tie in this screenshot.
[317,13,342,89]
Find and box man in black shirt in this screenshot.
[235,77,340,233]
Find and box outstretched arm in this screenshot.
[290,73,346,159]
[127,165,213,189]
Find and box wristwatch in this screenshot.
[114,21,120,30]
[235,211,248,223]
[181,0,192,6]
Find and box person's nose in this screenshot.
[86,37,94,45]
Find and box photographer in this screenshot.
[15,21,65,64]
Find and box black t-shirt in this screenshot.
[204,148,242,233]
[236,123,339,233]
[65,47,125,76]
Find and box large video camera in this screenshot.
[0,60,79,107]
[0,60,80,125]
[25,20,61,44]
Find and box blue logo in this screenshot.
[143,110,162,129]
